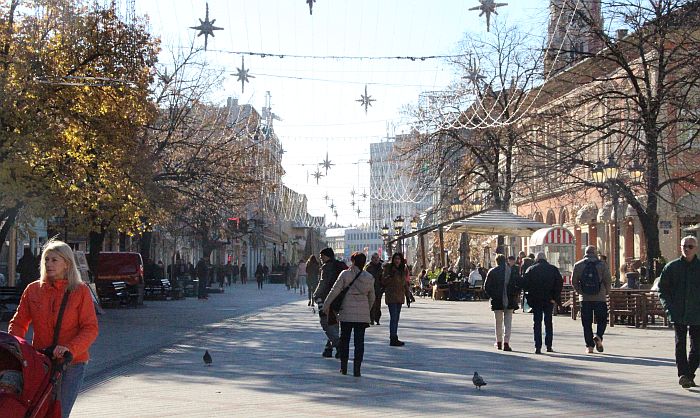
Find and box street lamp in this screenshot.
[381,224,389,236]
[450,197,463,215]
[629,160,644,184]
[471,197,484,212]
[593,155,621,287]
[393,215,405,254]
[410,217,419,230]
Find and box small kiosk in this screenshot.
[529,226,576,285]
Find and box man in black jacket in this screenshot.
[522,252,563,354]
[313,248,347,357]
[365,253,384,325]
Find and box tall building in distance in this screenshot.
[546,0,603,73]
[369,136,433,234]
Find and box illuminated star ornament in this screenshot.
[469,0,508,32]
[190,3,223,50]
[312,168,324,184]
[329,201,336,211]
[356,84,376,114]
[306,0,316,15]
[319,152,334,174]
[463,56,485,85]
[356,208,362,216]
[233,56,255,93]
[323,193,329,202]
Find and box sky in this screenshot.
[134,0,550,227]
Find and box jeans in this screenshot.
[318,305,340,348]
[674,323,700,379]
[581,301,608,347]
[257,279,263,289]
[370,291,383,324]
[388,303,402,339]
[532,302,554,349]
[494,310,513,343]
[58,362,85,418]
[339,322,367,363]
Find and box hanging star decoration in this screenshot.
[356,208,362,216]
[356,84,375,114]
[334,211,338,220]
[469,0,508,32]
[233,56,255,93]
[350,188,356,197]
[323,193,329,202]
[319,152,334,174]
[190,3,223,50]
[306,0,315,15]
[329,201,336,211]
[312,168,324,184]
[350,200,356,208]
[462,56,486,85]
[361,190,368,199]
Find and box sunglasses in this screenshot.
[683,245,696,249]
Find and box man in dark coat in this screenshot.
[659,236,700,389]
[16,247,39,290]
[484,254,521,351]
[522,252,563,354]
[313,248,347,357]
[365,253,383,325]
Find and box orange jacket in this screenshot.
[9,280,99,363]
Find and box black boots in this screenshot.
[340,359,348,375]
[390,336,405,347]
[353,362,361,377]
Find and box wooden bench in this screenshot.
[145,278,172,300]
[432,284,449,300]
[0,286,22,321]
[641,291,670,328]
[609,291,643,328]
[96,281,131,308]
[557,287,579,320]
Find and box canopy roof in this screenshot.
[530,226,574,246]
[446,209,550,236]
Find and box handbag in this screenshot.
[330,271,363,312]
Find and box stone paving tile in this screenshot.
[71,286,699,417]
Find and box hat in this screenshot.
[320,248,335,258]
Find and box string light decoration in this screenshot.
[190,3,223,51]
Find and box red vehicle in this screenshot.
[96,252,145,306]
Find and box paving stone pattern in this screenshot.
[67,284,698,417]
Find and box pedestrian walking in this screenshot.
[297,259,307,295]
[365,253,383,325]
[196,257,209,300]
[16,247,40,291]
[323,252,375,377]
[232,261,239,285]
[240,263,248,284]
[313,248,347,358]
[658,236,700,389]
[255,263,265,290]
[571,245,612,354]
[9,239,99,418]
[306,255,320,306]
[521,252,563,354]
[381,252,410,346]
[484,254,521,351]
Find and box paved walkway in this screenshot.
[71,284,697,417]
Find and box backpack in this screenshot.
[580,260,601,295]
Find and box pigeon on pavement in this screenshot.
[473,371,486,390]
[203,350,212,366]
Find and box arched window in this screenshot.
[546,209,556,225]
[559,208,570,225]
[534,212,544,223]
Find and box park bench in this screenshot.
[144,278,172,300]
[608,290,643,328]
[0,286,22,321]
[640,291,670,328]
[96,281,131,308]
[557,287,579,320]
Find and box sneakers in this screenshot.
[495,342,502,350]
[593,335,604,352]
[586,346,594,354]
[679,375,694,389]
[503,343,513,352]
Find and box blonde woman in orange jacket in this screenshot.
[9,239,99,418]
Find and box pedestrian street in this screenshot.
[71,283,698,417]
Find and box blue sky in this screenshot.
[135,0,550,226]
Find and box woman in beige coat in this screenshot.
[323,252,375,377]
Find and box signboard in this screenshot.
[659,220,672,229]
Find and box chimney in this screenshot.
[616,29,628,40]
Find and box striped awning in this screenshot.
[445,209,550,236]
[530,226,575,246]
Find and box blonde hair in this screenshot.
[40,239,82,291]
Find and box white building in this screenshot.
[324,227,384,262]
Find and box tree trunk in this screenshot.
[140,231,153,264]
[88,229,106,281]
[0,204,22,254]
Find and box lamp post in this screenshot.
[393,215,404,254]
[593,155,623,287]
[381,224,390,259]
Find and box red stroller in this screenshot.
[0,331,72,418]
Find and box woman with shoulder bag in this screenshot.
[381,252,410,346]
[9,239,99,418]
[323,252,375,377]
